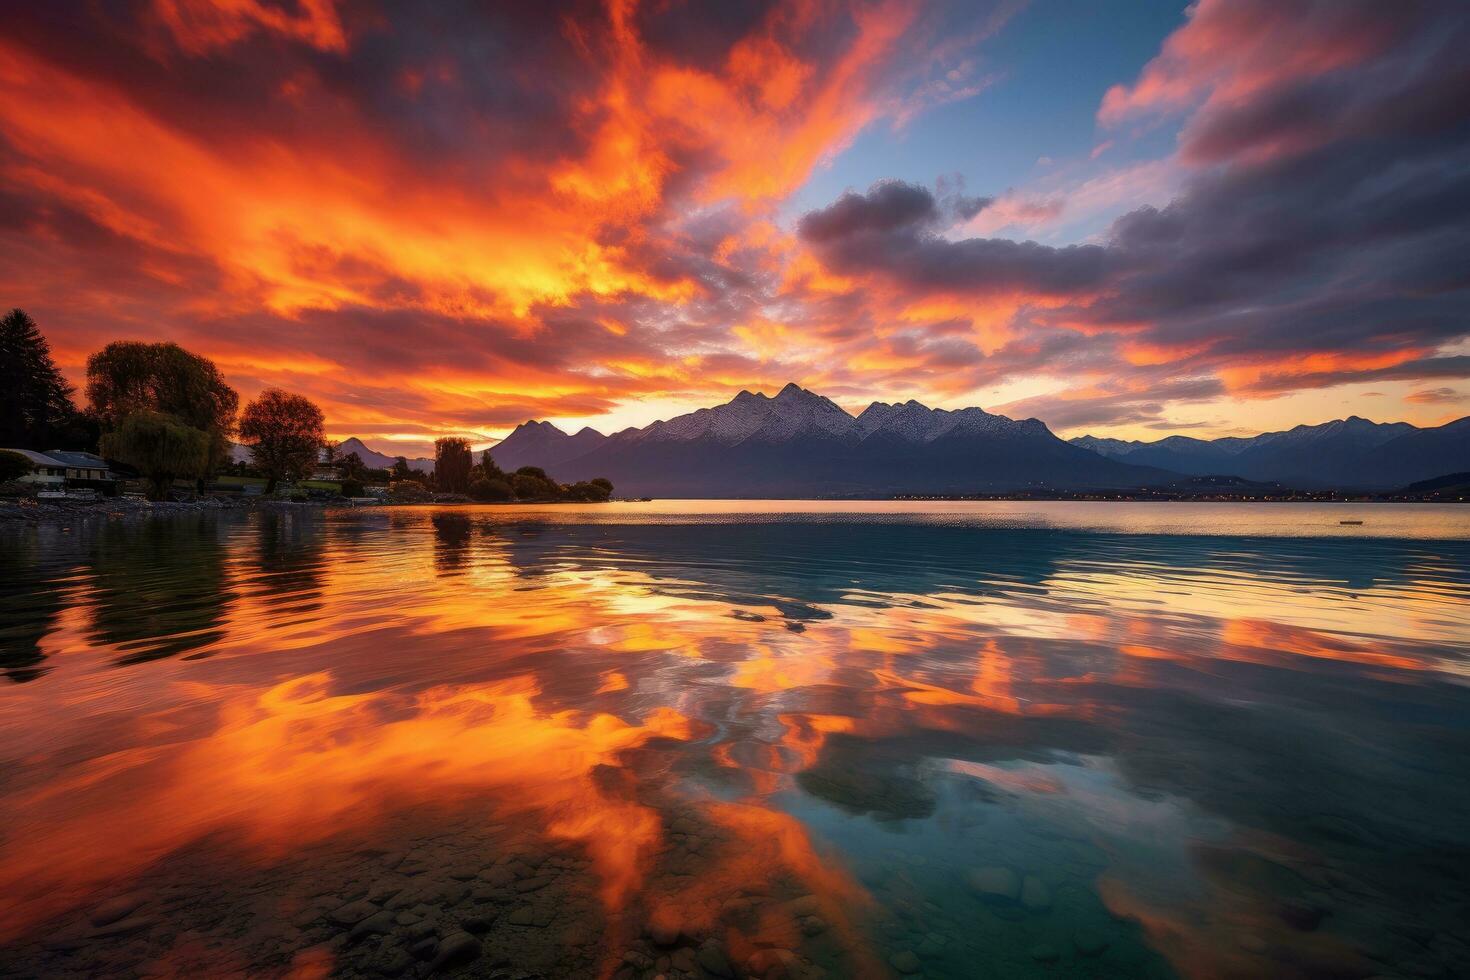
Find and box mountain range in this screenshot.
[1072,415,1470,489]
[331,437,435,475]
[489,383,1175,496]
[229,436,434,473]
[299,385,1467,496]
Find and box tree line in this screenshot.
[416,438,613,503]
[0,309,612,503]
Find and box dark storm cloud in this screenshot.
[799,182,1111,295]
[797,181,941,242]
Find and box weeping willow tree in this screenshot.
[99,410,211,500]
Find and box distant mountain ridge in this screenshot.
[231,436,435,473]
[1072,415,1469,488]
[490,383,1174,497]
[333,437,435,474]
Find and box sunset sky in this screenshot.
[3,0,1467,455]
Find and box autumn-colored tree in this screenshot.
[100,410,211,500]
[239,389,325,494]
[435,437,473,493]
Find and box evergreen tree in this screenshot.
[0,309,78,449]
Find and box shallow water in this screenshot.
[1,502,1468,979]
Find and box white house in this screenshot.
[2,449,67,486]
[42,450,113,483]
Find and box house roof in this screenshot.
[1,448,65,467]
[43,450,110,468]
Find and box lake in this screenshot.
[1,502,1468,979]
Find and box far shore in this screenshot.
[2,492,1463,527]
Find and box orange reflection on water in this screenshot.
[0,672,695,939]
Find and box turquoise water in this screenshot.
[1,502,1467,978]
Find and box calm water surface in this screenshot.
[1,502,1468,979]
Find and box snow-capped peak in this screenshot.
[627,384,857,446]
[856,399,1024,443]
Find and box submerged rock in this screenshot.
[889,949,922,974]
[89,895,147,927]
[90,915,155,939]
[1073,928,1110,957]
[329,899,380,925]
[1029,943,1061,962]
[428,931,481,974]
[967,866,1020,904]
[349,910,396,941]
[697,942,734,977]
[1020,876,1052,911]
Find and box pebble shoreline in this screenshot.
[0,497,350,525]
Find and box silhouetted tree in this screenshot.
[239,388,325,494]
[391,456,412,480]
[339,451,366,480]
[0,450,33,483]
[568,480,613,502]
[435,437,473,493]
[0,309,79,450]
[388,479,431,503]
[100,410,211,500]
[86,341,238,470]
[511,471,558,499]
[469,476,513,501]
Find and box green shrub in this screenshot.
[388,479,432,504]
[468,476,513,501]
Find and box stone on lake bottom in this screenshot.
[90,915,155,940]
[1278,899,1325,931]
[329,899,380,925]
[428,931,481,974]
[1073,928,1110,957]
[889,950,922,974]
[697,943,734,977]
[460,913,495,933]
[967,866,1020,904]
[89,895,146,927]
[1029,943,1061,962]
[1020,876,1052,911]
[349,910,397,942]
[376,949,413,977]
[746,948,798,978]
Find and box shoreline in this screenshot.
[2,494,1464,528]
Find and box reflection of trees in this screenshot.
[0,527,86,682]
[431,513,474,575]
[88,516,234,665]
[250,512,326,614]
